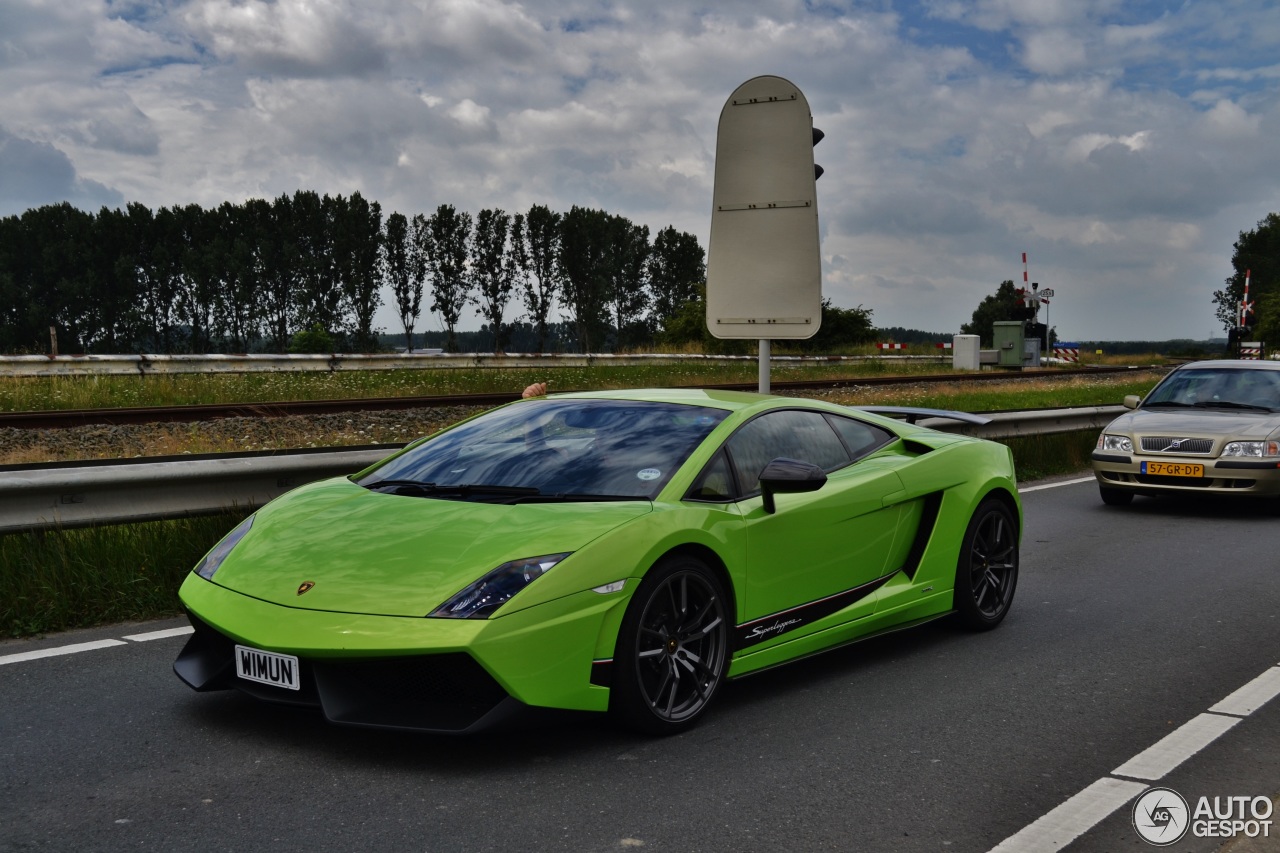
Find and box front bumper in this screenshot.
[174,574,627,732]
[175,613,528,733]
[1091,450,1280,497]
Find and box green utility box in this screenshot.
[992,321,1026,369]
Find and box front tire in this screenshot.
[610,555,730,735]
[1099,485,1134,506]
[953,498,1019,631]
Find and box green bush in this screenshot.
[288,324,335,354]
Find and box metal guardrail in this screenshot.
[0,352,947,377]
[0,448,394,534]
[0,406,1123,534]
[919,405,1126,439]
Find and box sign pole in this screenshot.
[759,339,770,393]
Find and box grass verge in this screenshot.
[0,512,250,639]
[1005,429,1100,481]
[0,360,954,411]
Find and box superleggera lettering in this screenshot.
[748,618,803,639]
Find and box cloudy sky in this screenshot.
[3,0,1279,342]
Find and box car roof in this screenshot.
[1177,359,1280,371]
[524,388,921,436]
[543,387,775,411]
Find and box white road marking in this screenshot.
[0,639,127,666]
[122,626,195,642]
[988,778,1148,853]
[988,663,1280,853]
[1111,713,1241,781]
[0,625,193,667]
[1209,666,1280,717]
[1019,475,1095,493]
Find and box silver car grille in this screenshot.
[1139,436,1215,455]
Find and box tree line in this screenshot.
[1213,212,1280,348]
[0,193,709,355]
[958,211,1280,353]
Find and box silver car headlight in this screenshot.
[1098,434,1133,453]
[1221,441,1280,457]
[430,553,572,619]
[193,515,255,580]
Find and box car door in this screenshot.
[723,409,907,631]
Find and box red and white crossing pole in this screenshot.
[1022,252,1029,307]
[1240,269,1252,328]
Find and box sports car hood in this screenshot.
[1108,407,1280,441]
[209,477,652,617]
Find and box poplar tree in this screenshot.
[424,204,473,353]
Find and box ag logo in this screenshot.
[1132,787,1190,846]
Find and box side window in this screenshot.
[826,414,895,460]
[688,451,736,502]
[725,410,850,494]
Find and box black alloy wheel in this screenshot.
[611,556,729,735]
[954,497,1019,630]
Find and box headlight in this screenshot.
[193,515,255,580]
[430,553,572,619]
[1098,434,1133,452]
[1222,441,1280,457]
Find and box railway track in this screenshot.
[1,366,1156,430]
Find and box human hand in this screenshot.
[522,382,548,398]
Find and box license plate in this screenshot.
[1141,461,1205,478]
[235,645,300,691]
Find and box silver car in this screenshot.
[1092,360,1280,506]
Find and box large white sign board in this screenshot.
[706,75,822,341]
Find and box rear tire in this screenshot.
[953,498,1018,631]
[1099,485,1133,506]
[610,555,729,735]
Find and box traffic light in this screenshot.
[813,126,824,180]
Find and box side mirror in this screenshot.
[758,457,827,514]
[1123,395,1141,410]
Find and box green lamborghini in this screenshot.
[175,389,1021,735]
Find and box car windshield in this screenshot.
[1143,367,1280,412]
[357,399,728,501]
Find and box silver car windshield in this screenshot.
[1144,368,1280,412]
[358,400,728,500]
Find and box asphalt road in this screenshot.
[2,476,1278,853]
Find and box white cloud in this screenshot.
[1201,99,1261,139]
[1063,130,1151,163]
[1019,28,1088,75]
[1,0,1279,340]
[447,99,492,128]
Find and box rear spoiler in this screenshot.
[853,406,991,426]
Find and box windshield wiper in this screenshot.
[432,484,543,497]
[365,480,543,500]
[506,492,644,504]
[1190,401,1274,411]
[363,479,542,499]
[363,478,438,494]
